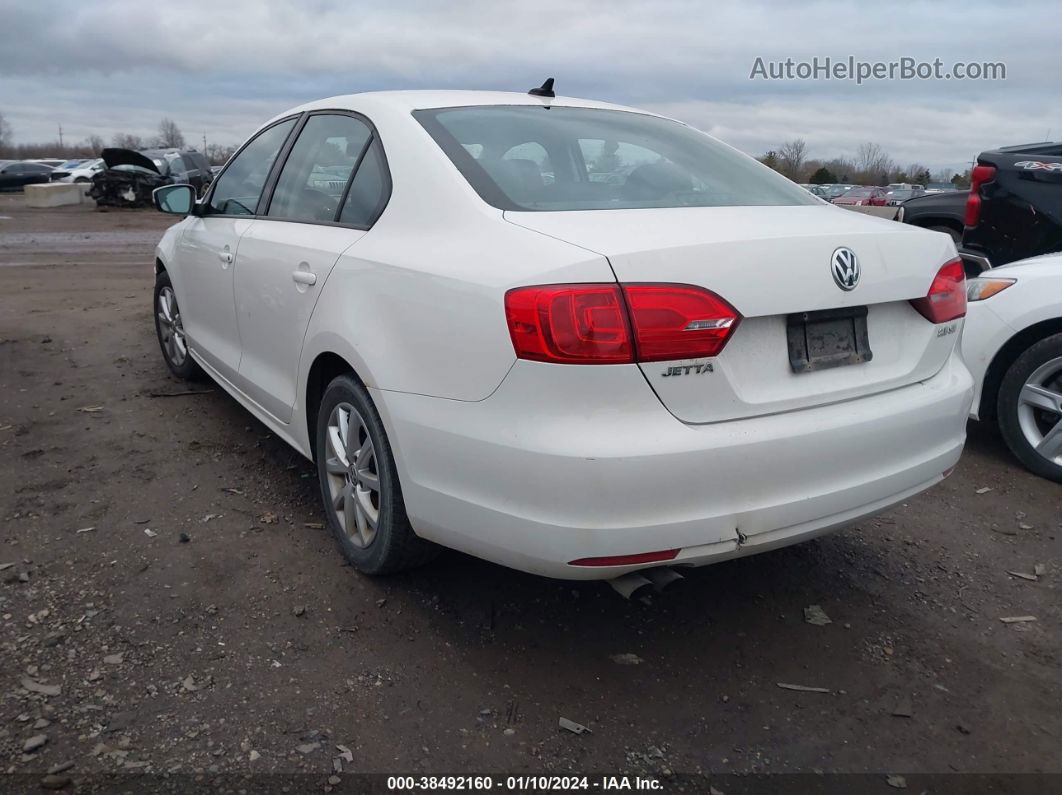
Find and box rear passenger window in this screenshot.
[267,114,371,223]
[338,138,387,227]
[209,118,295,216]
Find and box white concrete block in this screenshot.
[837,205,898,220]
[25,182,86,208]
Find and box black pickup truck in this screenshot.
[960,142,1062,271]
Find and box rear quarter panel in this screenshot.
[300,209,615,402]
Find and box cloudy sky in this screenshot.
[1,0,1056,172]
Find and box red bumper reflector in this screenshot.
[569,549,680,567]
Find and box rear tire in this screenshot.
[926,224,961,245]
[315,375,439,574]
[153,271,203,380]
[997,334,1062,483]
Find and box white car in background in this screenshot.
[54,158,104,183]
[148,88,973,582]
[963,254,1062,482]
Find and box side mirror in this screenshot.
[153,184,195,215]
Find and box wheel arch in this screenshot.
[910,216,963,235]
[304,350,366,462]
[979,318,1062,420]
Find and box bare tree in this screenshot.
[854,142,894,183]
[205,142,237,165]
[83,134,105,155]
[758,150,780,171]
[112,132,145,150]
[156,117,185,149]
[823,158,855,183]
[777,138,808,181]
[0,112,13,152]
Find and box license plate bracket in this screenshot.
[786,306,873,373]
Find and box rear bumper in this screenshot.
[375,355,973,580]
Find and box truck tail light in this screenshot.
[963,164,996,227]
[505,284,741,364]
[910,258,966,324]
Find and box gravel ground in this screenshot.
[0,196,1059,790]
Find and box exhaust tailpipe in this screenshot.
[642,566,684,593]
[608,572,654,600]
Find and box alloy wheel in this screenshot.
[157,286,187,367]
[1016,355,1062,465]
[324,402,382,548]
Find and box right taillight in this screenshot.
[963,164,996,227]
[504,283,741,364]
[910,258,966,323]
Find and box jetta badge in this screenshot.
[831,247,860,291]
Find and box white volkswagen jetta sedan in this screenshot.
[150,88,973,580]
[962,253,1062,482]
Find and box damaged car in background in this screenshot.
[89,148,169,207]
[89,148,213,208]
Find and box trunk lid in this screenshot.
[506,205,960,424]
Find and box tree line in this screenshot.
[0,112,237,165]
[758,138,970,188]
[1,109,974,184]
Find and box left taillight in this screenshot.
[504,283,741,364]
[910,258,966,324]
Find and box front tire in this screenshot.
[997,334,1062,483]
[153,271,202,380]
[315,375,439,574]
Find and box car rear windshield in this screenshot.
[414,105,818,211]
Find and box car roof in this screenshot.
[270,90,659,124]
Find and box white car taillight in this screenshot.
[505,283,741,364]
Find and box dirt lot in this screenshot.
[1,196,1060,790]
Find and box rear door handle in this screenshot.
[292,270,317,286]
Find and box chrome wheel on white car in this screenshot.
[324,402,381,548]
[314,375,439,574]
[153,271,202,380]
[157,286,187,367]
[999,335,1062,483]
[1017,358,1062,460]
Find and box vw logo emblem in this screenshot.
[831,247,860,291]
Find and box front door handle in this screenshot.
[292,270,317,286]
[218,250,233,264]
